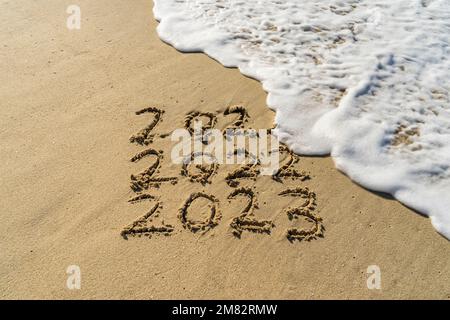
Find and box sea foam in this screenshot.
[153,0,450,239]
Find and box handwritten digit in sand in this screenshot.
[130,107,164,145]
[130,148,178,192]
[228,187,274,238]
[278,188,324,242]
[225,149,260,187]
[178,192,221,233]
[181,152,219,185]
[184,111,217,134]
[272,144,310,183]
[223,105,250,130]
[121,199,174,239]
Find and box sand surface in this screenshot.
[1,0,450,299]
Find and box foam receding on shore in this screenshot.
[153,0,450,239]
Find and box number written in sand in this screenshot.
[121,195,175,239]
[228,187,274,238]
[272,144,310,182]
[130,148,178,192]
[181,152,219,185]
[178,192,221,233]
[223,105,250,130]
[278,188,324,242]
[225,148,260,187]
[130,107,165,145]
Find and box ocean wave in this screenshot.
[153,0,450,239]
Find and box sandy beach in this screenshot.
[1,0,450,299]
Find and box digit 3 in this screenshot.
[278,187,324,242]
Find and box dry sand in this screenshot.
[1,0,450,299]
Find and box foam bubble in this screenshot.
[153,0,450,239]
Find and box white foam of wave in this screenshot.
[153,0,450,239]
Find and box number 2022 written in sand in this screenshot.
[121,106,325,242]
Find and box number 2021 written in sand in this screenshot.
[121,106,325,242]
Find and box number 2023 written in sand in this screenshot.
[121,106,324,242]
